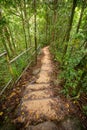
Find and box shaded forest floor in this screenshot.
[0,46,87,130]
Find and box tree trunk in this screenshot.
[52,0,58,43]
[19,1,28,50]
[1,30,10,57]
[34,0,37,63]
[64,0,77,54]
[76,2,85,33]
[8,26,16,49]
[45,4,48,43]
[66,0,77,42]
[0,11,13,53]
[4,26,14,53]
[24,0,31,46]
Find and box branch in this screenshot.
[10,11,21,18]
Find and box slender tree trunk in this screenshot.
[23,0,31,47]
[19,1,28,50]
[0,9,11,57]
[76,2,85,33]
[64,0,77,54]
[66,0,77,41]
[34,0,37,63]
[8,26,16,49]
[45,4,48,43]
[28,1,32,46]
[27,20,31,46]
[1,31,10,57]
[52,0,58,43]
[49,17,51,43]
[52,10,56,42]
[4,26,14,53]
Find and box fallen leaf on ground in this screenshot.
[9,92,16,98]
[66,103,69,108]
[0,112,3,116]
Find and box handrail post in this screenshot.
[5,53,15,83]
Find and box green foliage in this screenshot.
[82,105,87,115]
[0,58,11,89]
[0,0,44,94]
[50,0,87,98]
[0,0,87,105]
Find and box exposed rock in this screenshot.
[23,89,54,100]
[32,68,40,75]
[36,71,51,83]
[21,97,69,122]
[58,117,85,130]
[26,84,51,91]
[27,121,58,130]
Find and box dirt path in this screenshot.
[16,46,74,129]
[0,46,85,130]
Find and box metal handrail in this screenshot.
[0,51,7,58]
[0,79,12,96]
[0,45,41,96]
[15,44,41,83]
[10,46,33,64]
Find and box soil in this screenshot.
[0,46,86,130]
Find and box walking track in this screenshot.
[17,46,75,129]
[0,46,85,130]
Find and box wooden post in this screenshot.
[5,53,15,83]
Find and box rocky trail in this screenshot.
[14,46,84,130]
[0,46,85,130]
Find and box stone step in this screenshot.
[21,97,68,122]
[41,59,51,64]
[27,121,58,130]
[36,71,50,83]
[26,83,51,91]
[27,117,84,130]
[23,89,54,100]
[41,65,52,72]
